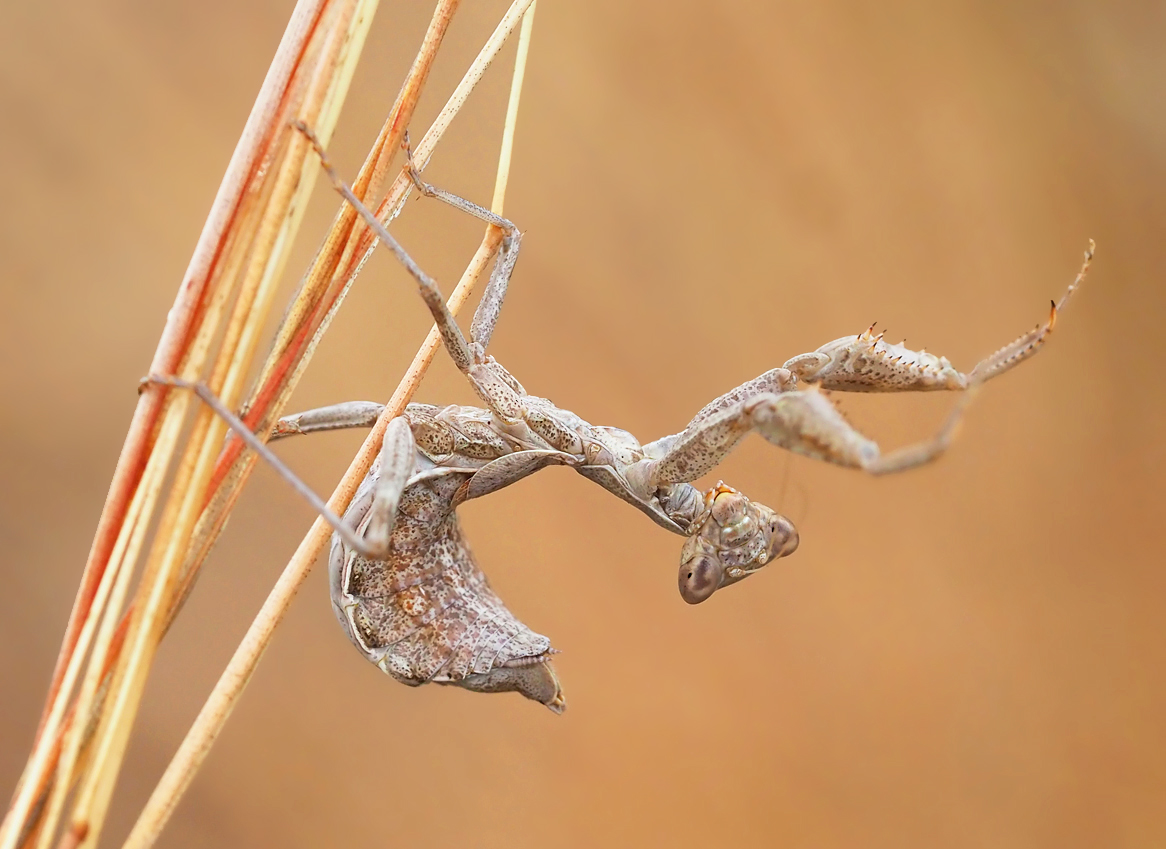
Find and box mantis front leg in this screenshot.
[646,383,969,489]
[784,241,1094,392]
[645,241,1094,487]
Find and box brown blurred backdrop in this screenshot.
[2,1,1164,846]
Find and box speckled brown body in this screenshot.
[328,404,572,712]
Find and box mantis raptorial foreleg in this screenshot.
[645,383,972,488]
[678,367,799,432]
[783,242,1092,392]
[642,242,1093,487]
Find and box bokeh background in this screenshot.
[2,1,1164,846]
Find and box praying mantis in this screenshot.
[149,123,1094,713]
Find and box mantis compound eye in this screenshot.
[678,554,724,604]
[765,513,799,561]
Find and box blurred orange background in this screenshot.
[2,1,1164,846]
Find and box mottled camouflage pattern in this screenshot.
[329,405,571,712]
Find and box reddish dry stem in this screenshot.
[6,4,360,847]
[9,7,461,843]
[204,1,459,505]
[28,4,339,750]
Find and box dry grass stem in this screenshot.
[4,0,538,844]
[121,6,537,845]
[492,1,536,214]
[1,2,378,848]
[119,4,537,849]
[69,5,377,846]
[32,460,159,849]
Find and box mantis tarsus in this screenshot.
[148,123,1094,713]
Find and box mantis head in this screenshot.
[678,483,799,604]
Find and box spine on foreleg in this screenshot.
[784,328,966,391]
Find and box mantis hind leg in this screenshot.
[141,376,409,560]
[296,122,532,425]
[402,134,522,353]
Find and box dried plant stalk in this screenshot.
[123,7,538,846]
[31,456,158,849]
[10,3,543,844]
[5,1,539,846]
[68,5,378,846]
[78,22,370,849]
[1,2,378,848]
